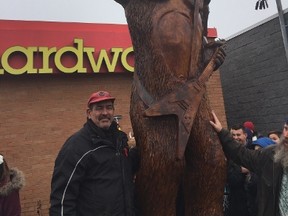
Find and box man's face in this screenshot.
[87,100,114,129]
[274,123,288,168]
[269,133,280,144]
[231,129,247,145]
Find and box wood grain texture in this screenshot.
[115,0,227,215]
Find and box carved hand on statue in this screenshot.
[209,110,223,133]
[214,46,226,70]
[204,39,226,71]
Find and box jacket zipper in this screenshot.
[116,137,128,216]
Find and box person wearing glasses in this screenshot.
[50,91,139,216]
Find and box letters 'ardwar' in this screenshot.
[0,38,134,75]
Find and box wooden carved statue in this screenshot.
[115,0,227,215]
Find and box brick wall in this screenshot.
[207,71,228,128]
[0,72,226,215]
[220,11,288,135]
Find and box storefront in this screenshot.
[0,20,226,215]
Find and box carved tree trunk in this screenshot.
[115,0,227,215]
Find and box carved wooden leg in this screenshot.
[131,93,185,216]
[183,94,226,216]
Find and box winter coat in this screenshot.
[245,172,258,216]
[218,129,283,216]
[0,168,25,216]
[50,119,139,216]
[225,160,249,216]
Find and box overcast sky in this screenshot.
[0,0,287,39]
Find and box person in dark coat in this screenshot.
[49,91,139,216]
[225,160,249,216]
[224,124,250,216]
[0,154,25,216]
[210,111,288,216]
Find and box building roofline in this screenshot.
[226,7,288,40]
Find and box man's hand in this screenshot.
[204,39,226,71]
[209,110,223,133]
[241,167,250,174]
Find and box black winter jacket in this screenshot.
[225,160,250,216]
[50,119,139,216]
[218,129,283,216]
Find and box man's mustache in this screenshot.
[99,115,111,121]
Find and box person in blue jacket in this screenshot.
[50,91,139,216]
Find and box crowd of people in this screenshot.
[223,120,282,216]
[211,111,288,216]
[49,90,288,216]
[1,90,288,216]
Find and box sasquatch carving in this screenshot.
[115,0,226,215]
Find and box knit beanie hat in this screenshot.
[252,137,275,148]
[244,121,255,131]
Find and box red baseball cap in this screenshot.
[87,91,115,106]
[244,121,255,131]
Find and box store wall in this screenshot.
[0,73,133,215]
[0,71,226,215]
[220,10,288,135]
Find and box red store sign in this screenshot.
[0,20,217,75]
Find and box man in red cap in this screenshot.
[50,91,139,216]
[86,91,116,130]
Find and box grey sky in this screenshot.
[0,0,287,38]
